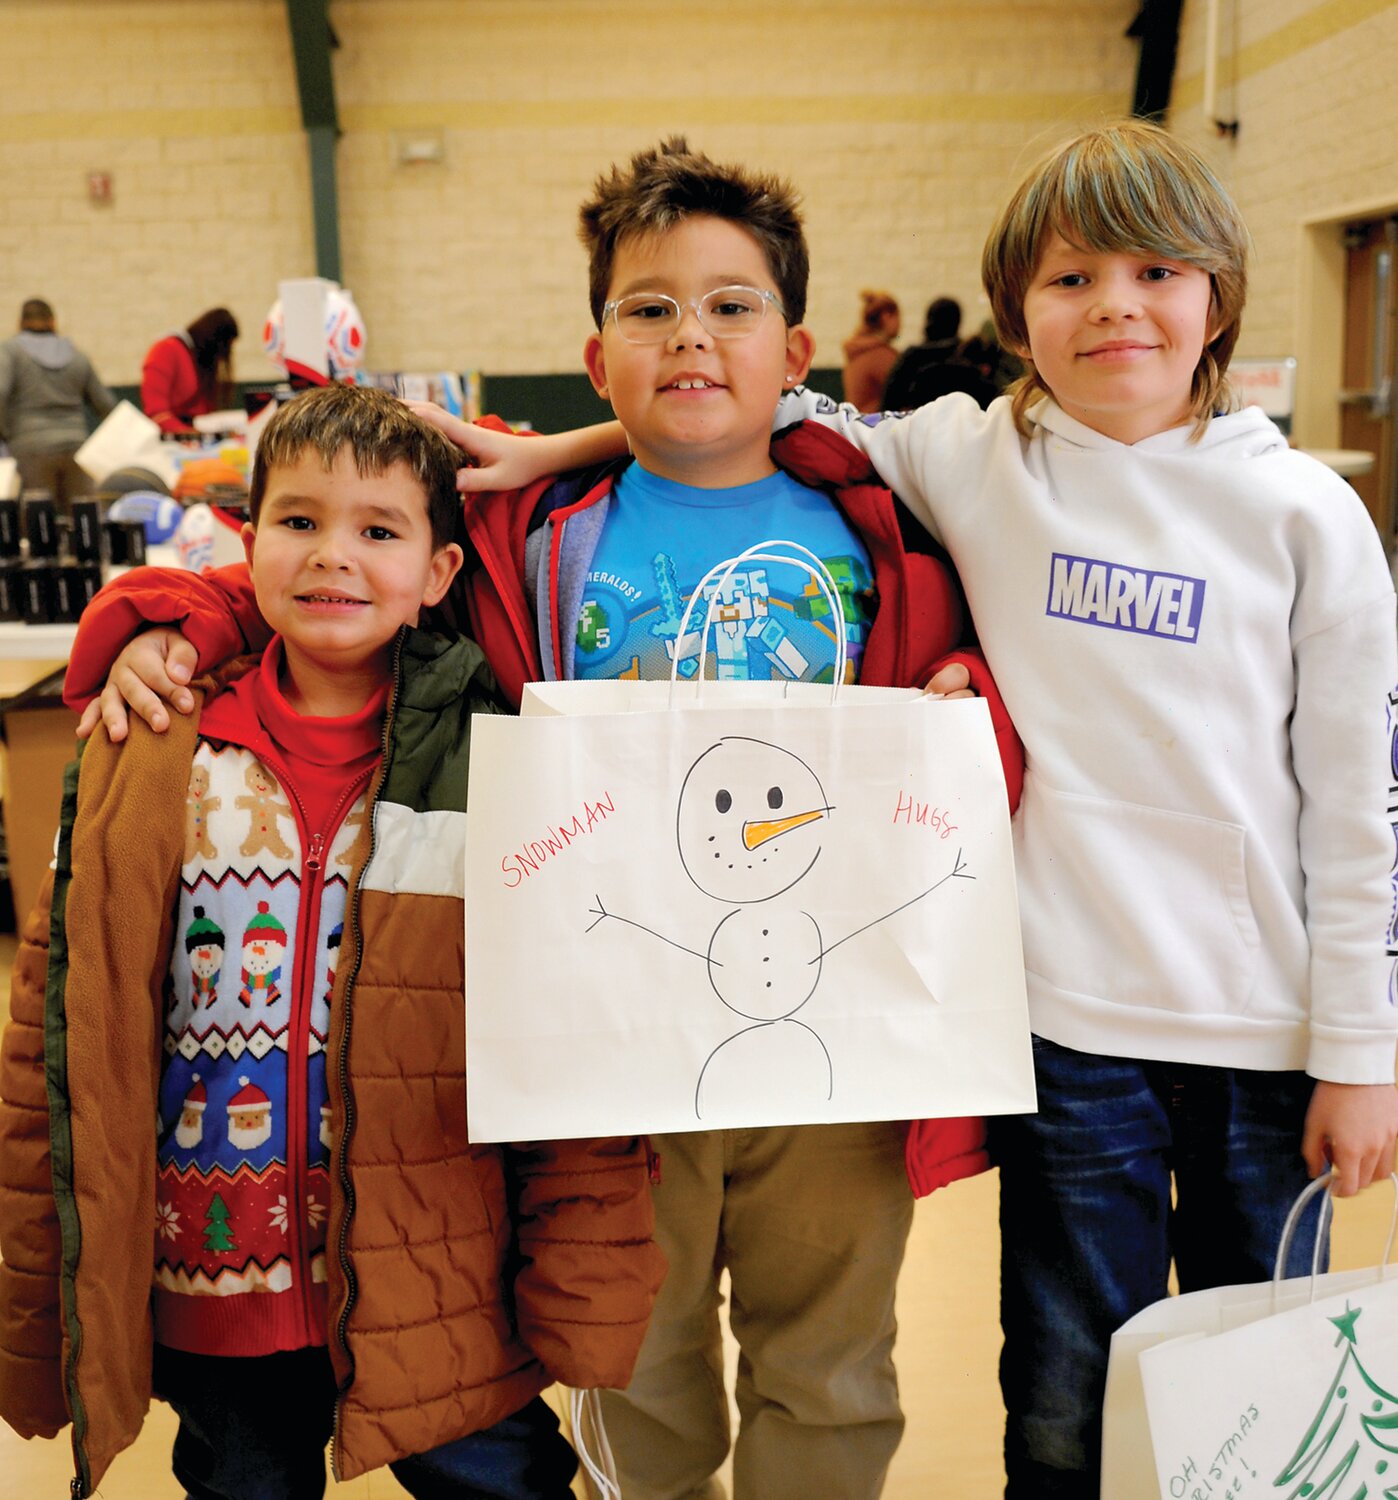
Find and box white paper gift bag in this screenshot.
[74,399,180,489]
[463,542,1033,1142]
[1101,1175,1398,1499]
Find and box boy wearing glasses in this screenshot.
[60,139,1019,1500]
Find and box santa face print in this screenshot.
[677,738,832,904]
[175,1104,205,1149]
[229,1105,272,1151]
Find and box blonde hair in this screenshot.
[981,120,1249,439]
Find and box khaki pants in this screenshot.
[598,1122,914,1500]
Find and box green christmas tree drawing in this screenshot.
[1273,1302,1398,1498]
[203,1192,236,1254]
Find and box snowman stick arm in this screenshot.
[586,896,716,964]
[816,848,973,960]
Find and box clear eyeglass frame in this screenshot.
[602,285,788,345]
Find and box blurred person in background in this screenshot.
[141,307,239,434]
[0,298,115,511]
[841,288,900,412]
[884,296,995,411]
[959,316,1025,399]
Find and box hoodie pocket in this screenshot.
[1016,778,1260,1016]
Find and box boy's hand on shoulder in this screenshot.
[405,400,545,495]
[1302,1080,1398,1197]
[405,402,629,494]
[924,661,974,700]
[76,627,197,742]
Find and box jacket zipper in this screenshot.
[329,631,401,1480]
[252,749,372,1345]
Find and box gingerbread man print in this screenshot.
[235,763,294,860]
[334,802,367,867]
[185,765,221,863]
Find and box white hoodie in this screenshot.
[777,388,1398,1084]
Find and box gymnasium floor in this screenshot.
[0,932,1390,1499]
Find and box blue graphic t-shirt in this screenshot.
[575,464,875,684]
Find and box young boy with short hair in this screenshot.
[53,142,1021,1500]
[0,384,664,1500]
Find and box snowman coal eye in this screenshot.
[767,786,783,810]
[715,789,732,813]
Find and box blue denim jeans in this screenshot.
[988,1038,1324,1500]
[153,1345,578,1500]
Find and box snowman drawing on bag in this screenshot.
[585,543,974,1120]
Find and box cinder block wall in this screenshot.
[0,0,312,389]
[1171,0,1398,364]
[0,0,1136,389]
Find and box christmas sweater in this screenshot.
[155,642,380,1356]
[0,628,665,1496]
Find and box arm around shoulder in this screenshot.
[65,562,266,712]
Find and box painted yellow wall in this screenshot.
[0,0,311,389]
[1171,0,1398,441]
[1,0,1136,386]
[14,0,1389,413]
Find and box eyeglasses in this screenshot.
[602,285,787,345]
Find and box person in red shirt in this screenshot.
[140,306,239,433]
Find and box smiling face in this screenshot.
[583,215,815,489]
[242,448,462,713]
[1018,231,1215,445]
[677,738,831,903]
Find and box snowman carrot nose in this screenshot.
[742,809,825,850]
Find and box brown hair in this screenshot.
[579,136,809,326]
[248,384,462,549]
[856,289,899,333]
[186,307,240,410]
[982,120,1249,438]
[19,298,54,332]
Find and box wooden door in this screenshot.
[1340,217,1398,544]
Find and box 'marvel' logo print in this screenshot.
[1046,553,1206,642]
